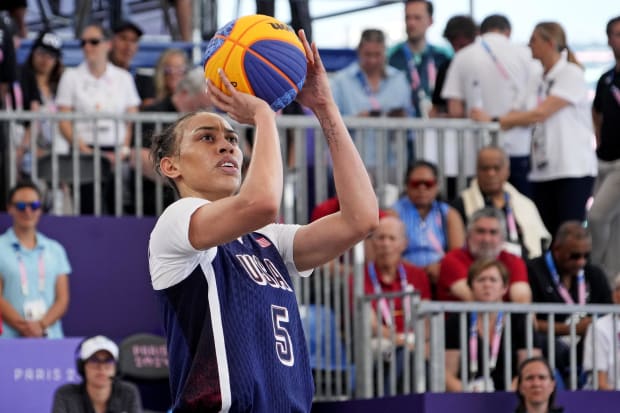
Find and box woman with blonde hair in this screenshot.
[153,48,189,101]
[472,22,596,237]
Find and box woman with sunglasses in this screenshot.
[52,335,142,413]
[390,160,465,291]
[0,181,71,338]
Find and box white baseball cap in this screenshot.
[79,335,119,361]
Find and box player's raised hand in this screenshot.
[207,69,273,125]
[295,29,332,112]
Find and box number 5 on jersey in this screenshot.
[271,305,295,366]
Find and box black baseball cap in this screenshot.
[112,20,143,37]
[33,31,62,57]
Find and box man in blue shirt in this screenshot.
[0,181,71,338]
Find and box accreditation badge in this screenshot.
[23,298,47,321]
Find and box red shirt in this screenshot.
[364,261,431,333]
[437,248,528,302]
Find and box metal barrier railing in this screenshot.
[1,111,500,220]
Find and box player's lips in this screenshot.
[216,157,239,173]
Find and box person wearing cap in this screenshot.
[16,31,68,177]
[109,20,143,71]
[52,335,142,413]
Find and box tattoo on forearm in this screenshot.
[317,115,338,150]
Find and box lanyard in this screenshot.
[503,193,519,243]
[355,70,382,111]
[469,312,504,376]
[13,244,46,296]
[544,251,585,305]
[606,71,620,107]
[425,205,445,256]
[480,39,511,81]
[401,44,436,93]
[367,262,411,328]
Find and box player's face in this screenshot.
[518,361,555,407]
[468,217,503,259]
[476,149,509,196]
[405,2,432,43]
[8,188,42,231]
[471,266,506,302]
[358,40,386,76]
[171,112,243,199]
[608,21,620,59]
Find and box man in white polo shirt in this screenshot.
[56,22,140,214]
[442,14,540,198]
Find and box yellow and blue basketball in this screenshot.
[203,14,307,112]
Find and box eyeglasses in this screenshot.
[163,66,188,75]
[568,252,590,261]
[86,355,115,365]
[13,201,42,211]
[80,38,103,47]
[408,179,437,189]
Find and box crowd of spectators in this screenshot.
[1,1,620,407]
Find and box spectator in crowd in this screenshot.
[256,0,313,42]
[527,221,612,385]
[390,160,465,289]
[56,23,141,214]
[17,31,67,170]
[453,146,550,259]
[364,215,431,394]
[430,15,478,117]
[0,181,71,338]
[437,207,531,303]
[389,0,450,119]
[445,258,533,392]
[0,1,26,38]
[52,335,142,413]
[514,356,564,413]
[0,13,18,209]
[583,273,620,390]
[472,22,597,238]
[153,48,189,103]
[132,67,214,215]
[330,28,411,181]
[443,14,540,197]
[108,20,142,71]
[589,16,620,284]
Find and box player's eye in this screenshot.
[226,135,239,145]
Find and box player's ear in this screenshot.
[160,156,181,180]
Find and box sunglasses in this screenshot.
[80,38,103,47]
[568,252,590,261]
[13,201,42,211]
[408,179,437,189]
[86,355,115,365]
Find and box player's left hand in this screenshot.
[295,29,332,111]
[207,69,272,125]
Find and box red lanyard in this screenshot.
[14,246,46,296]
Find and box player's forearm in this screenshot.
[317,102,378,238]
[239,108,282,215]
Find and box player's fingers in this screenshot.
[298,29,314,65]
[206,79,232,106]
[218,69,238,95]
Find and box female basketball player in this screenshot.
[148,30,378,412]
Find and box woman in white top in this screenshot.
[472,22,597,237]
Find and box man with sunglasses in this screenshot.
[0,181,71,338]
[527,221,612,386]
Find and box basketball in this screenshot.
[203,14,307,111]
